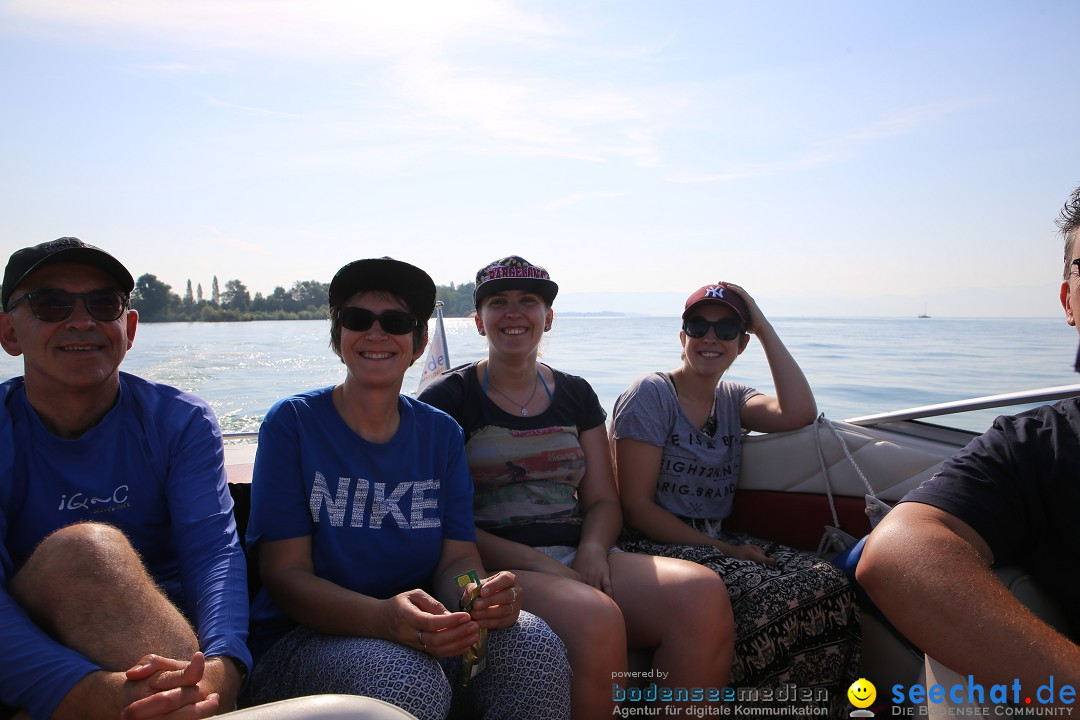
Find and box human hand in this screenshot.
[724,542,777,566]
[466,571,521,630]
[570,543,613,595]
[119,652,220,720]
[384,588,479,659]
[717,282,766,334]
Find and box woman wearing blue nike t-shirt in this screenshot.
[245,258,569,720]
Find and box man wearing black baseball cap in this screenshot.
[0,239,249,719]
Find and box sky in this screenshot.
[2,0,1079,317]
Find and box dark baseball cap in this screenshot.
[682,283,750,324]
[3,238,135,311]
[473,255,559,309]
[328,257,436,323]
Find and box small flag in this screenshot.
[418,301,450,393]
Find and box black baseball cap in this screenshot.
[472,255,559,309]
[3,238,135,311]
[328,257,436,323]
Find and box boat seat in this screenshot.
[225,695,418,718]
[228,481,261,602]
[732,418,957,551]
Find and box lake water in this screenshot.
[2,316,1077,435]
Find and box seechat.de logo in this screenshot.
[890,675,1076,715]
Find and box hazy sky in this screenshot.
[2,0,1078,317]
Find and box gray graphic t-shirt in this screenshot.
[612,372,759,521]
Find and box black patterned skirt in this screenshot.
[619,528,861,719]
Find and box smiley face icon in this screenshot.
[847,678,877,709]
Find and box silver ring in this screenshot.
[507,602,514,616]
[510,586,518,603]
[418,630,425,648]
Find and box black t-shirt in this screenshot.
[419,362,607,547]
[902,398,1080,637]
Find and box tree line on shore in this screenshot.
[130,273,478,322]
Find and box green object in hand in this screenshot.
[454,569,489,687]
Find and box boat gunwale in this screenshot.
[844,383,1080,427]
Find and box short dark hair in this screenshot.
[328,290,426,359]
[1059,185,1080,280]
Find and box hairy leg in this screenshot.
[608,553,733,698]
[10,522,199,671]
[515,569,627,720]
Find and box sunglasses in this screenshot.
[682,317,745,340]
[338,307,418,335]
[7,289,129,322]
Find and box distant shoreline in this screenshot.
[136,310,632,323]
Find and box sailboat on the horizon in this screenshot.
[918,301,931,319]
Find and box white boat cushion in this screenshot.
[227,695,419,718]
[739,419,956,503]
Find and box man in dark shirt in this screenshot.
[857,187,1080,691]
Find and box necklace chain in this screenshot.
[488,369,541,416]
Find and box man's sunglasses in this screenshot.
[338,307,418,335]
[7,290,129,323]
[682,317,745,341]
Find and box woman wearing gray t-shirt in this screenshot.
[612,281,860,719]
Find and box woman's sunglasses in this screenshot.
[8,290,128,323]
[338,307,418,335]
[682,317,745,341]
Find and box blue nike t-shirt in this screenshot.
[247,388,476,657]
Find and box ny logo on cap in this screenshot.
[703,285,725,299]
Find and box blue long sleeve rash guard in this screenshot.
[0,372,251,719]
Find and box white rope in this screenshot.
[811,414,842,529]
[821,416,876,497]
[812,414,886,555]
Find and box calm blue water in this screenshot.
[1,316,1076,434]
